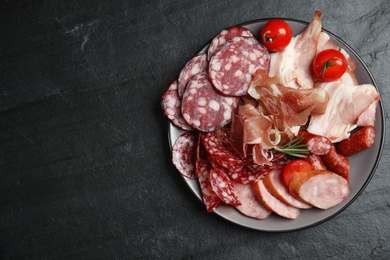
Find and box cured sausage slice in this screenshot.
[298,131,332,155]
[321,144,350,181]
[161,78,194,131]
[227,158,270,185]
[227,154,290,185]
[209,167,241,206]
[197,147,222,212]
[232,181,271,219]
[289,170,350,210]
[337,126,375,157]
[172,132,199,179]
[181,73,239,132]
[305,153,327,170]
[178,53,208,98]
[262,168,312,209]
[202,132,244,170]
[208,36,270,97]
[254,179,300,219]
[208,26,255,59]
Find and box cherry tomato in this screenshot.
[260,19,292,52]
[283,160,313,187]
[312,49,347,81]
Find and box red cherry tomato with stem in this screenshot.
[260,19,292,52]
[283,159,313,187]
[312,49,347,82]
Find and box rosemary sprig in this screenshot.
[274,136,310,158]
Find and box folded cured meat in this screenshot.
[307,81,380,142]
[269,11,322,89]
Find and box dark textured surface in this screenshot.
[1,0,389,259]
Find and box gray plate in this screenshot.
[168,19,385,232]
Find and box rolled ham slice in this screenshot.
[289,170,349,210]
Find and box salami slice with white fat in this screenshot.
[227,155,290,185]
[178,53,208,98]
[232,181,271,219]
[172,131,199,179]
[209,167,241,206]
[262,168,312,209]
[181,73,239,132]
[197,148,222,212]
[161,78,194,131]
[254,179,300,219]
[202,132,244,170]
[208,26,255,59]
[208,36,270,96]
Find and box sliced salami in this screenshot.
[227,159,270,185]
[178,53,208,98]
[161,78,194,131]
[197,148,222,212]
[208,26,255,59]
[298,131,332,155]
[208,36,270,96]
[172,131,199,179]
[227,155,290,185]
[232,181,271,220]
[181,73,239,132]
[209,167,241,206]
[202,132,244,170]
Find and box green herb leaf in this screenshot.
[274,136,310,158]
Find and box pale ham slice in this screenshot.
[316,31,378,127]
[254,179,300,219]
[232,181,272,220]
[355,100,378,126]
[262,168,312,209]
[307,82,380,142]
[269,11,322,89]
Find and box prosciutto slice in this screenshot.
[248,69,329,130]
[269,11,322,89]
[307,82,380,142]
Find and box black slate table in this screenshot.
[1,0,389,259]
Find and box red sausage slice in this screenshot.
[172,132,199,179]
[337,126,375,157]
[178,53,208,98]
[209,167,241,206]
[305,153,327,170]
[321,144,350,181]
[181,73,239,132]
[197,148,222,212]
[202,132,244,170]
[208,26,255,59]
[161,78,194,131]
[208,36,270,97]
[289,170,350,210]
[298,131,332,155]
